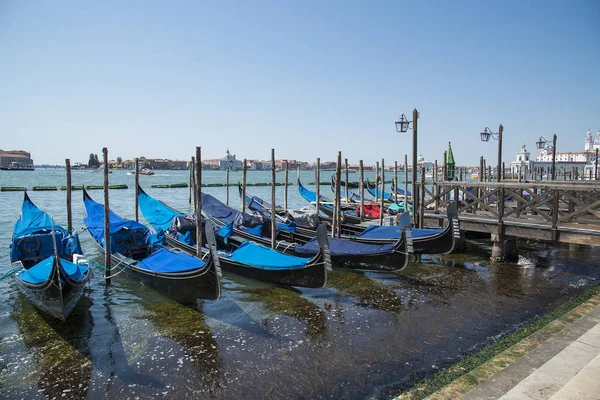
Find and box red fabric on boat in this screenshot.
[356,202,381,218]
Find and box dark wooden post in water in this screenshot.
[394,161,398,204]
[379,159,385,226]
[284,161,289,210]
[315,158,321,220]
[226,165,230,205]
[191,157,197,208]
[375,161,380,203]
[502,162,506,180]
[404,155,409,215]
[419,165,425,228]
[434,160,439,210]
[359,160,365,222]
[335,151,342,237]
[242,159,247,213]
[65,159,73,232]
[195,147,202,258]
[344,158,349,202]
[271,149,277,249]
[411,108,419,228]
[134,157,139,222]
[551,133,557,181]
[188,158,193,205]
[102,148,111,284]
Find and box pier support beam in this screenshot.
[490,234,519,262]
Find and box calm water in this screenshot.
[0,169,599,399]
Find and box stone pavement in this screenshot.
[460,303,600,400]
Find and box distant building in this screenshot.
[203,149,243,170]
[510,128,600,176]
[0,150,33,168]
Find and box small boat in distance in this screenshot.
[0,162,35,171]
[128,168,155,176]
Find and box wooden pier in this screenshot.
[417,179,600,260]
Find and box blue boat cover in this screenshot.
[138,191,184,231]
[17,256,89,284]
[295,236,396,256]
[298,183,334,210]
[358,225,443,240]
[367,186,395,202]
[10,196,82,263]
[227,241,308,270]
[201,192,239,224]
[84,196,150,247]
[137,248,205,273]
[203,192,295,234]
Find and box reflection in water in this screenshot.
[244,287,327,338]
[327,270,404,312]
[8,293,93,399]
[141,300,222,392]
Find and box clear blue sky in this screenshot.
[1,1,598,166]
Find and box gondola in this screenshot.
[83,189,221,301]
[9,192,90,321]
[365,178,404,202]
[138,187,330,288]
[204,191,411,271]
[297,178,370,224]
[330,176,364,189]
[243,187,458,255]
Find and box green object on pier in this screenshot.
[32,186,57,191]
[1,187,27,192]
[446,141,456,181]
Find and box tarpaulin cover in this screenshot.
[218,223,233,238]
[356,203,382,218]
[10,195,82,262]
[137,248,205,273]
[178,231,195,245]
[17,256,89,284]
[295,236,396,256]
[13,195,69,237]
[201,192,239,224]
[359,225,443,240]
[298,183,334,210]
[138,191,184,231]
[84,195,150,245]
[227,241,308,270]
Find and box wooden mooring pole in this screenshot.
[271,149,276,249]
[284,161,289,210]
[335,151,342,237]
[226,165,230,205]
[394,161,398,204]
[134,157,139,222]
[404,155,409,216]
[359,160,364,223]
[65,159,72,232]
[102,148,111,285]
[344,158,349,202]
[242,159,247,212]
[315,158,321,221]
[195,147,202,258]
[379,159,385,226]
[375,161,380,204]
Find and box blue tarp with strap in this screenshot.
[83,196,150,246]
[137,248,205,273]
[227,241,308,270]
[358,225,443,240]
[294,236,396,256]
[10,195,82,263]
[138,191,184,231]
[16,256,89,284]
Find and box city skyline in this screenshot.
[1,1,598,165]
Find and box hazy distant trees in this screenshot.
[116,156,122,166]
[88,153,100,168]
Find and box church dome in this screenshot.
[417,155,425,163]
[594,130,600,146]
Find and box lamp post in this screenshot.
[480,124,503,182]
[395,109,419,227]
[536,134,557,180]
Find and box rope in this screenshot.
[0,267,22,281]
[78,258,128,272]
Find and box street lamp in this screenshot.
[479,125,503,181]
[535,134,557,180]
[395,109,419,227]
